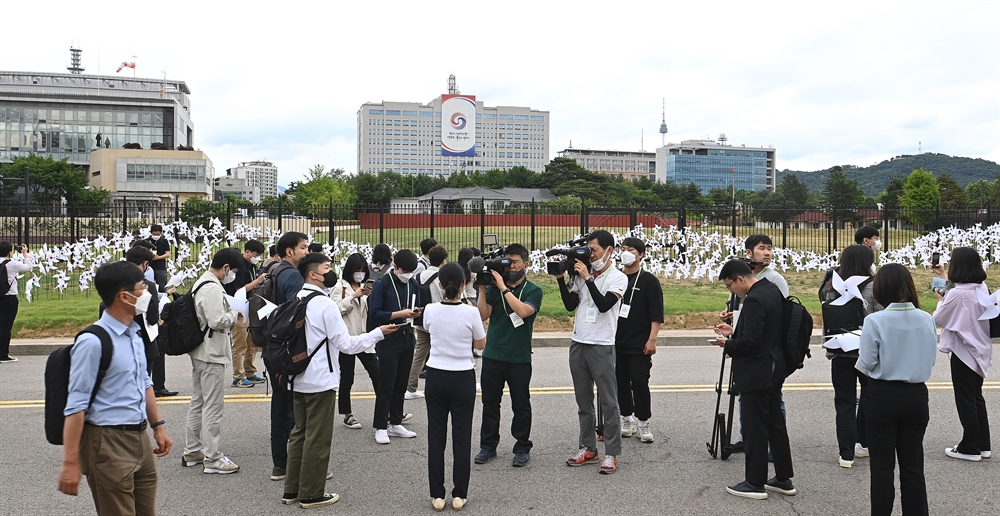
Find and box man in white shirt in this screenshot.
[281,252,396,509]
[555,230,628,474]
[0,242,33,363]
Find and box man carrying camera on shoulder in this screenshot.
[0,242,32,364]
[554,230,628,474]
[473,243,543,468]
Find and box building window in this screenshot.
[369,109,384,115]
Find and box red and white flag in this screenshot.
[116,61,136,73]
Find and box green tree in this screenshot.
[936,173,969,209]
[537,157,605,189]
[180,196,226,228]
[543,195,582,214]
[480,169,509,190]
[507,166,539,188]
[0,154,99,204]
[778,174,810,206]
[900,168,941,226]
[823,166,865,208]
[966,179,993,210]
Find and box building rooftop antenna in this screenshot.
[718,133,728,146]
[448,74,459,94]
[67,46,85,74]
[658,98,668,146]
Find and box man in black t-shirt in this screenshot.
[148,224,171,291]
[614,237,663,444]
[224,239,267,388]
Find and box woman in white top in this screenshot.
[331,253,379,430]
[932,247,993,461]
[421,263,486,512]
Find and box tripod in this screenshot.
[706,348,738,460]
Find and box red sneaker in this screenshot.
[599,455,618,474]
[566,447,600,466]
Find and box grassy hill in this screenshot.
[777,153,1000,196]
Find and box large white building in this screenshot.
[219,160,278,201]
[557,147,656,182]
[357,75,549,176]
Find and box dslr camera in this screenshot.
[470,235,512,286]
[545,235,592,276]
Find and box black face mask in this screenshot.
[322,270,339,288]
[504,269,525,284]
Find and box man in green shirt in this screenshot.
[474,243,543,468]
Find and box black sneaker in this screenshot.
[270,467,286,481]
[730,441,745,453]
[512,452,530,467]
[300,493,340,508]
[764,477,797,496]
[281,493,298,505]
[474,448,497,464]
[726,480,767,500]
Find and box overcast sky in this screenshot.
[1,0,997,187]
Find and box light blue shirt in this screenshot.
[856,302,937,383]
[65,312,152,425]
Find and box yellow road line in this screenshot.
[4,382,998,409]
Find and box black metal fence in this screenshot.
[2,198,994,255]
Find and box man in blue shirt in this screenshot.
[58,260,173,514]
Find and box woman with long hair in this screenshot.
[932,247,992,461]
[857,263,937,516]
[421,263,486,511]
[370,243,393,281]
[331,253,380,430]
[820,244,877,468]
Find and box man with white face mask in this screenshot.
[556,229,628,474]
[147,224,171,291]
[614,238,663,444]
[183,248,241,474]
[224,239,267,388]
[854,226,881,274]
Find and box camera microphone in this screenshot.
[467,256,487,274]
[544,249,564,257]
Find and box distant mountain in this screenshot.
[777,153,1000,196]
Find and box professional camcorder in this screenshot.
[740,257,764,267]
[545,235,592,276]
[469,234,512,286]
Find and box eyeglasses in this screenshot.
[724,279,737,292]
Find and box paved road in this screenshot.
[2,345,999,515]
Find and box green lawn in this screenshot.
[13,266,986,338]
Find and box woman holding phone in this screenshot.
[856,264,937,516]
[932,247,993,461]
[421,263,486,511]
[332,253,380,429]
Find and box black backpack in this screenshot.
[781,295,814,378]
[159,281,211,356]
[44,325,113,445]
[414,271,439,327]
[0,259,12,295]
[263,291,331,383]
[821,277,872,337]
[248,262,296,347]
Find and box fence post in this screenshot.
[480,197,486,249]
[781,202,787,249]
[122,195,128,235]
[226,199,232,231]
[629,207,638,234]
[883,205,890,251]
[581,200,588,236]
[679,201,687,235]
[18,208,24,247]
[278,196,283,232]
[429,196,435,239]
[730,200,737,238]
[832,205,838,252]
[530,198,536,251]
[70,201,77,243]
[174,197,180,223]
[378,201,385,244]
[328,201,335,246]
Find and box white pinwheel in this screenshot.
[829,270,869,307]
[977,284,1000,321]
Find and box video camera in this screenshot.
[741,257,764,267]
[470,234,512,286]
[545,235,592,276]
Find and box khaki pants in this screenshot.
[285,389,336,500]
[185,359,226,461]
[80,423,158,516]
[231,315,258,380]
[407,328,431,392]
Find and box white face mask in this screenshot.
[353,272,366,283]
[872,239,882,251]
[127,289,152,315]
[150,234,161,241]
[222,269,236,284]
[591,249,608,271]
[621,251,637,267]
[396,271,414,282]
[251,256,262,265]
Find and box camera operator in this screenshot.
[473,243,543,468]
[555,230,628,474]
[0,242,33,363]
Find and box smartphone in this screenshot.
[932,252,940,266]
[364,279,376,288]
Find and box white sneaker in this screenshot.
[476,382,481,392]
[620,417,636,438]
[402,413,414,422]
[375,429,390,444]
[855,443,869,458]
[638,422,654,443]
[203,456,240,474]
[839,457,853,468]
[945,446,982,462]
[387,424,417,438]
[405,390,425,400]
[983,450,992,459]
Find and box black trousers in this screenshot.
[425,367,476,499]
[479,357,533,453]
[373,336,415,429]
[268,368,295,469]
[616,352,652,421]
[832,356,868,460]
[864,379,929,516]
[153,269,167,292]
[950,354,991,455]
[339,351,380,415]
[740,385,794,487]
[0,295,18,359]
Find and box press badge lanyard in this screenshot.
[619,270,642,319]
[501,283,527,328]
[389,275,411,310]
[584,271,611,323]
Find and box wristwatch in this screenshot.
[502,289,512,296]
[150,419,166,429]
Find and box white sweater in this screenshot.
[329,279,374,353]
[422,302,485,371]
